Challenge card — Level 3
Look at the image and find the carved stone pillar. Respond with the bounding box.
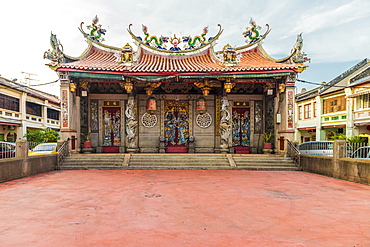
[219,96,231,153]
[125,96,138,153]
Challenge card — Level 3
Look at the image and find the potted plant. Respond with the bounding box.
[81,131,91,148]
[262,132,273,149]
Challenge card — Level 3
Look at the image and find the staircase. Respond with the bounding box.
[60,155,126,170]
[232,155,297,171]
[128,154,230,170]
[59,154,298,171]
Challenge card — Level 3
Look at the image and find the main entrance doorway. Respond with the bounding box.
[232,108,251,153]
[164,101,189,153]
[102,107,121,153]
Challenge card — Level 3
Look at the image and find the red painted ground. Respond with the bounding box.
[0,170,369,247]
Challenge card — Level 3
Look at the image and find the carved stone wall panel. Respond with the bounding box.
[254,100,263,134]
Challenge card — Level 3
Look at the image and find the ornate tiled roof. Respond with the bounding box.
[59,46,127,72]
[58,45,300,75]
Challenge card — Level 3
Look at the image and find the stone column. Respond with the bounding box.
[16,139,29,176]
[345,88,354,137]
[333,140,346,178]
[219,96,231,153]
[42,100,48,127]
[59,74,79,152]
[20,92,28,138]
[125,96,138,153]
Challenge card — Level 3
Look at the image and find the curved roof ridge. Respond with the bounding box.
[255,43,296,63]
[127,24,223,55]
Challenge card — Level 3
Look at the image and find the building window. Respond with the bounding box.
[356,93,370,109]
[323,96,346,114]
[26,102,42,117]
[47,108,60,120]
[298,106,303,120]
[313,102,317,117]
[0,93,20,112]
[304,104,311,119]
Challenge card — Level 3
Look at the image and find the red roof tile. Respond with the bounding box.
[59,46,127,72]
[58,45,300,74]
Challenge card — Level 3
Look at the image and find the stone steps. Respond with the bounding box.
[59,154,298,171]
[60,155,125,170]
[128,155,230,169]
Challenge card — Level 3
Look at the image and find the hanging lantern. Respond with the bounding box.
[224,82,235,93]
[124,82,133,93]
[202,87,210,96]
[196,97,207,114]
[145,87,154,96]
[146,96,157,114]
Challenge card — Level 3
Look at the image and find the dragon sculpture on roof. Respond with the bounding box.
[141,25,169,50]
[86,15,106,42]
[182,26,209,50]
[242,18,270,45]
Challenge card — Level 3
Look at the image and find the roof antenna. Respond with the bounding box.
[21,71,39,86]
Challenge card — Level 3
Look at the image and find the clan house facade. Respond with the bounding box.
[44,16,309,154]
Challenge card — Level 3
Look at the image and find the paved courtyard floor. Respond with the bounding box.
[0,170,369,247]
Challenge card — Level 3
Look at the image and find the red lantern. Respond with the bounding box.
[196,97,207,113]
[146,96,157,114]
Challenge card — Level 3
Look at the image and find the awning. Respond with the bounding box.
[354,122,370,127]
[0,118,21,126]
[0,122,20,126]
[322,125,346,129]
[297,127,316,131]
[346,90,370,98]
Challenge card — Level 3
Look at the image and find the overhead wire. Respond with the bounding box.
[296,78,370,89]
[0,79,59,90]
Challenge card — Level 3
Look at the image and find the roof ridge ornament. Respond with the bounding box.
[80,15,107,43]
[115,43,135,66]
[141,25,169,50]
[128,24,223,54]
[243,18,270,45]
[291,33,311,65]
[182,26,208,50]
[218,44,241,67]
[43,32,65,69]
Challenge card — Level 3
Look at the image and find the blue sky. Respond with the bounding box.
[1,0,369,96]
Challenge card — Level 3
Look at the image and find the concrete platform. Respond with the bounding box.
[0,170,369,246]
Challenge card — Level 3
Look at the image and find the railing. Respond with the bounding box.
[0,142,16,159]
[298,141,334,156]
[286,139,300,169]
[57,138,70,170]
[345,141,368,158]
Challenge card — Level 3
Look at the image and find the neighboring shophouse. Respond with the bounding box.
[0,76,60,142]
[295,58,370,143]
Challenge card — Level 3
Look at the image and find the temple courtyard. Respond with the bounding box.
[0,170,369,246]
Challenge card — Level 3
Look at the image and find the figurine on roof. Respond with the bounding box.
[291,33,311,64]
[182,26,208,50]
[242,18,270,45]
[142,25,169,50]
[86,15,106,42]
[43,32,65,65]
[169,34,182,51]
[220,44,241,66]
[117,43,134,66]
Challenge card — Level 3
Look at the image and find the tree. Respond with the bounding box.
[24,128,60,144]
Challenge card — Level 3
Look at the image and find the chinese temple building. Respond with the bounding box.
[44,16,309,154]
